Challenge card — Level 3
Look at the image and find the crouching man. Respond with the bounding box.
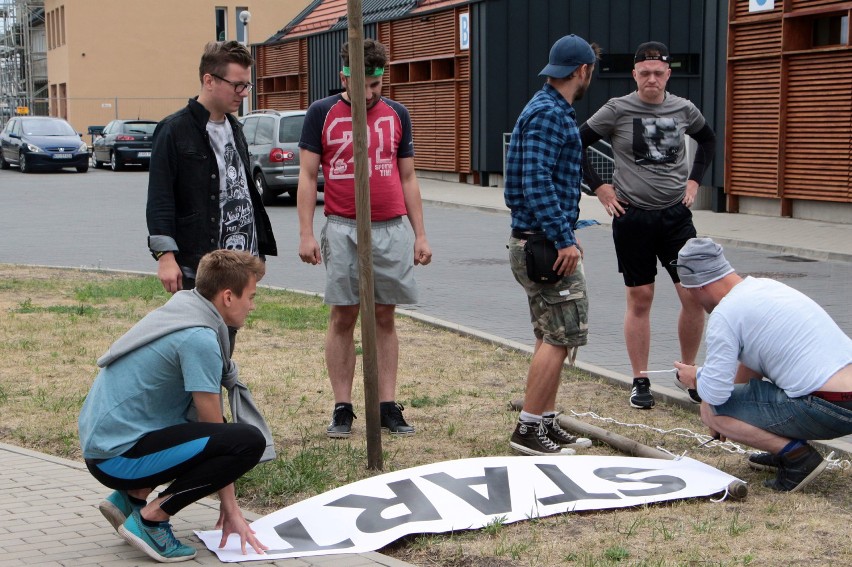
[672,238,852,492]
[79,250,270,562]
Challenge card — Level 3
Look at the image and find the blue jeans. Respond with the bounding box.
[711,379,852,440]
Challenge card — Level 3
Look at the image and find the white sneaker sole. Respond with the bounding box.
[118,524,197,563]
[510,441,576,456]
[98,500,126,532]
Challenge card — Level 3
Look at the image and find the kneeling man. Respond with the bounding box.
[672,238,852,492]
[79,250,270,562]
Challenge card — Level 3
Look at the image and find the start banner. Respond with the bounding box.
[197,455,741,562]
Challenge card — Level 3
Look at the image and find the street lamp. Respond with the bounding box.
[239,10,251,115]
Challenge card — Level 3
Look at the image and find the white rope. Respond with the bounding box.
[569,410,852,471]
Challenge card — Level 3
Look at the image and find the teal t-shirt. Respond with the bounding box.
[79,327,222,459]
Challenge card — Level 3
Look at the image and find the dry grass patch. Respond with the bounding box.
[0,265,850,566]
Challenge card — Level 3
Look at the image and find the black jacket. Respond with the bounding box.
[146,98,277,272]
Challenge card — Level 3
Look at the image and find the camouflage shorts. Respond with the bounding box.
[508,236,589,347]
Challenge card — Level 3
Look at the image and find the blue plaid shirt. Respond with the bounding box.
[504,83,583,249]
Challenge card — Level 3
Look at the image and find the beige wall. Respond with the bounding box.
[44,0,310,133]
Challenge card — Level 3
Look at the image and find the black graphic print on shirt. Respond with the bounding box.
[632,117,681,166]
[219,141,256,253]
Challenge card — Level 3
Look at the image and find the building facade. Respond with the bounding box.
[258,0,851,221]
[42,0,311,135]
[726,0,851,221]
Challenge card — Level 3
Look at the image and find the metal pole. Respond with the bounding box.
[346,0,382,471]
[239,10,251,116]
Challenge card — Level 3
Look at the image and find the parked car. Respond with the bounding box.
[0,116,89,173]
[91,119,157,171]
[238,109,324,205]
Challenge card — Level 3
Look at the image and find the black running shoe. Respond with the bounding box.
[380,402,415,435]
[510,421,575,456]
[748,451,781,471]
[764,444,828,493]
[672,375,702,404]
[630,377,655,409]
[326,403,356,438]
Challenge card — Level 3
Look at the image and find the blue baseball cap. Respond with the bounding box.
[539,34,595,79]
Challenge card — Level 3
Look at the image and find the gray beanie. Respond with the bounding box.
[675,238,735,288]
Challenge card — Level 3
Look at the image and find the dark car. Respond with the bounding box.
[0,116,89,173]
[91,119,157,171]
[239,109,324,204]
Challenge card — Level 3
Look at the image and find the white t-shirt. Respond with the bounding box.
[697,277,852,406]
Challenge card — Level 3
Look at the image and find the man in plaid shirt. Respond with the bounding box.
[504,34,598,456]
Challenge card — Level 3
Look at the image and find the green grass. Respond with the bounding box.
[249,300,329,330]
[13,298,98,316]
[74,276,169,303]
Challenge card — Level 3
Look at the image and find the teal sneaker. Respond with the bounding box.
[99,490,143,532]
[118,510,197,563]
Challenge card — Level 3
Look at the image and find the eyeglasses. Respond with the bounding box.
[210,73,253,94]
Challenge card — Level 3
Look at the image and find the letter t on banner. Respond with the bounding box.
[346,0,383,471]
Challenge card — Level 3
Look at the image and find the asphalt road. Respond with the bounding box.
[1,166,850,382]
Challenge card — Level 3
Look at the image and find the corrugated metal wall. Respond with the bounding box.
[308,26,378,102]
[470,0,712,181]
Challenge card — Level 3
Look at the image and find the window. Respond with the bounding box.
[236,7,248,43]
[255,118,274,144]
[279,116,304,143]
[215,7,227,41]
[241,117,258,144]
[812,15,849,46]
[598,53,701,76]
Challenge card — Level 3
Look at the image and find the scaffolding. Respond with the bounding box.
[0,0,46,127]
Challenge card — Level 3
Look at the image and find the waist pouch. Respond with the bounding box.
[524,233,560,284]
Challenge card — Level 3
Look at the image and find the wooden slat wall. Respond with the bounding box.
[726,0,852,208]
[782,52,852,200]
[790,0,849,9]
[256,39,308,110]
[378,7,470,173]
[727,60,781,197]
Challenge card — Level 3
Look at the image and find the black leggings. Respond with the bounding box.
[85,422,264,516]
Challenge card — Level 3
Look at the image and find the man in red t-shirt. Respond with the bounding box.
[297,39,432,439]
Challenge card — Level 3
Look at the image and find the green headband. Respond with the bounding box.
[342,66,385,77]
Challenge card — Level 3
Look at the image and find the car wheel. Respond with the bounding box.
[76,164,89,173]
[110,151,124,171]
[19,153,31,173]
[0,152,9,170]
[91,154,103,169]
[255,171,276,206]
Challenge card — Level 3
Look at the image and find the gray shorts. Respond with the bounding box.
[321,215,418,306]
[508,236,589,347]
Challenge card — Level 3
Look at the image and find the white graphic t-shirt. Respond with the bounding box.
[206,119,258,256]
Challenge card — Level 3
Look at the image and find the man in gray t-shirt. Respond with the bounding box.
[580,41,716,410]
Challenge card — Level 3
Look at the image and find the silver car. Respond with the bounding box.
[239,109,324,205]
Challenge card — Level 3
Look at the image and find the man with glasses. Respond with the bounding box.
[297,39,432,438]
[580,41,716,410]
[147,40,277,297]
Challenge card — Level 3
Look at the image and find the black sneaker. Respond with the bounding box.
[748,451,781,471]
[764,444,828,493]
[672,375,702,404]
[380,402,415,435]
[630,377,655,409]
[510,421,576,456]
[326,403,356,438]
[541,414,592,449]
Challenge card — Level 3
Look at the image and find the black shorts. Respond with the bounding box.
[611,202,696,287]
